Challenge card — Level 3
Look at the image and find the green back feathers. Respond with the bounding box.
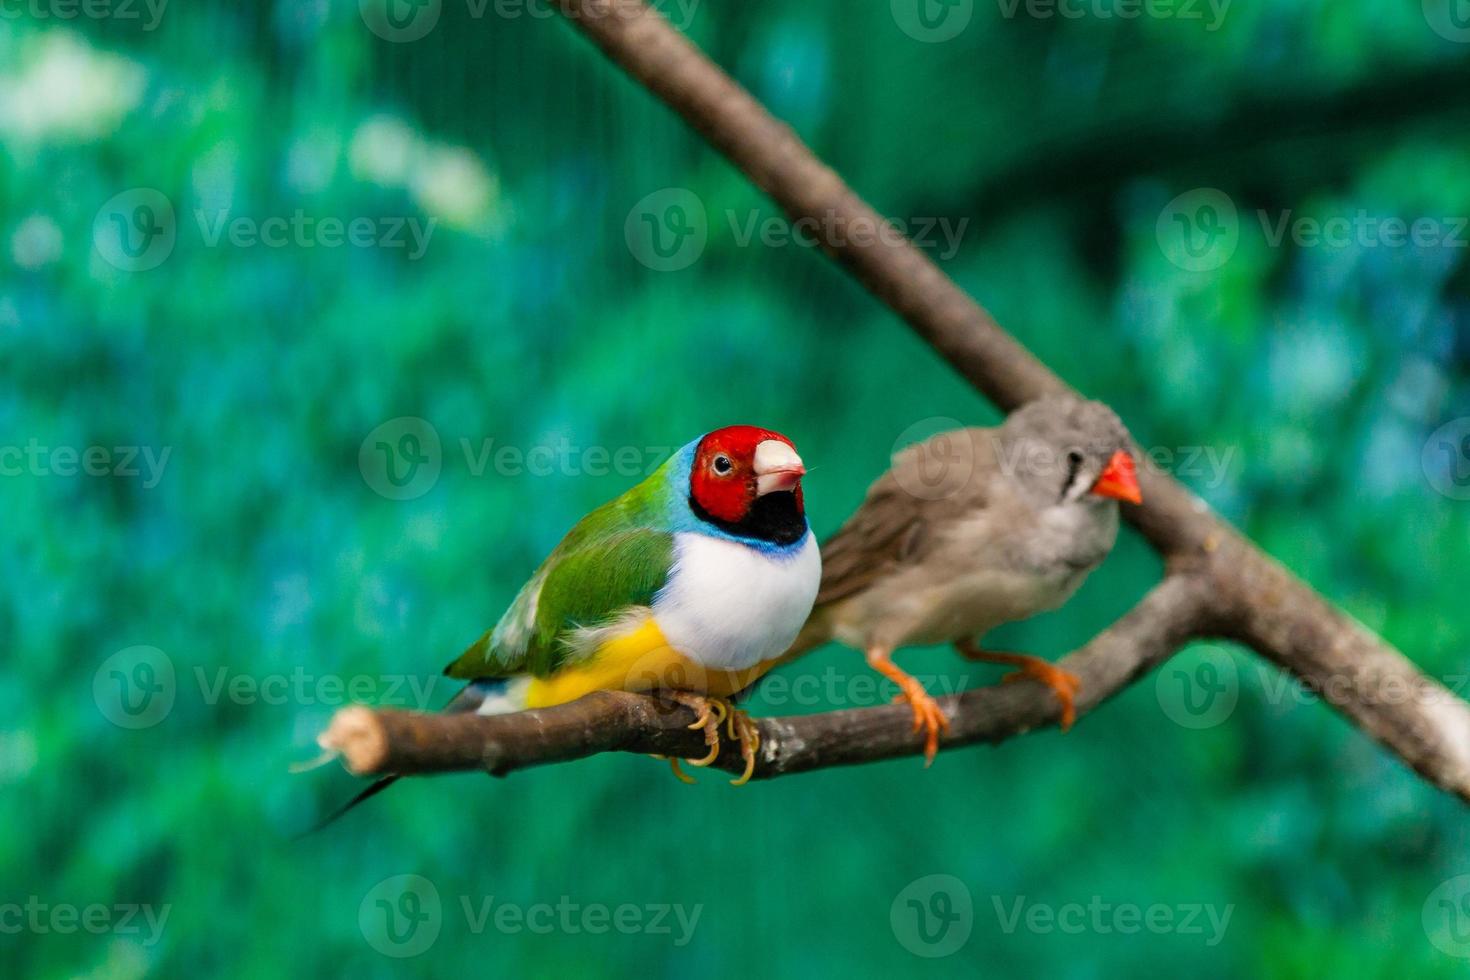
[444,456,681,680]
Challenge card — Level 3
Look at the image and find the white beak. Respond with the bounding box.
[753,439,805,496]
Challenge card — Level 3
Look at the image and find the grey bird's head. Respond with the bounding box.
[995,396,1142,510]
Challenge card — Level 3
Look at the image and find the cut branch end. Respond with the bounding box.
[318,704,388,775]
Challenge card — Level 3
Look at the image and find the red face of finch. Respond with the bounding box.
[689,426,806,524]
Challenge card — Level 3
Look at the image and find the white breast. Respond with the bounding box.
[653,531,822,671]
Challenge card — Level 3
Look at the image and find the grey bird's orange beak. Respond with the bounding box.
[1090,450,1142,505]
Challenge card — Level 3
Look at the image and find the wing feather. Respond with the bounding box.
[816,428,998,606]
[445,496,674,679]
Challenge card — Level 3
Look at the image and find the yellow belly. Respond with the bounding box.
[524,616,776,709]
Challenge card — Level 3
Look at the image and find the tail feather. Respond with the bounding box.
[301,678,524,836]
[297,776,400,838]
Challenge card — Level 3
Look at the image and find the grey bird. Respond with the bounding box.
[784,395,1143,763]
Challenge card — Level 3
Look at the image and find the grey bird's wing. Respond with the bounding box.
[816,427,1002,607]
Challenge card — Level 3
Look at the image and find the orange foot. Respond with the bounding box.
[956,641,1080,731]
[867,648,950,766]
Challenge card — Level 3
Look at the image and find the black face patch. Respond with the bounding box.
[690,490,807,547]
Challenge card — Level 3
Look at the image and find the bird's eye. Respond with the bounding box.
[713,455,733,474]
[1062,450,1084,495]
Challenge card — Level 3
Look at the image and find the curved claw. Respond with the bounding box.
[657,694,761,783]
[892,685,950,766]
[686,698,727,732]
[727,711,760,786]
[1000,662,1080,731]
[868,649,949,766]
[960,643,1081,732]
[667,757,696,784]
[913,694,950,767]
[666,693,737,775]
[686,736,721,768]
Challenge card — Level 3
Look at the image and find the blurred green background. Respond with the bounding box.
[6,0,1470,976]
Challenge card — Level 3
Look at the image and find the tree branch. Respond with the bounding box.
[320,576,1209,780]
[317,0,1470,803]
